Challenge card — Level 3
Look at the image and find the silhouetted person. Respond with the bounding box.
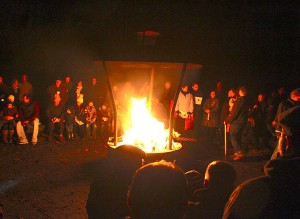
[127,160,188,219]
[191,161,237,219]
[86,145,146,219]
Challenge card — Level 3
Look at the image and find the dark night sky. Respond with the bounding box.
[0,1,299,93]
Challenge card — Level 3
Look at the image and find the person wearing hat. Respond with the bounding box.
[46,93,65,143]
[1,95,18,144]
[16,94,40,145]
[223,106,300,218]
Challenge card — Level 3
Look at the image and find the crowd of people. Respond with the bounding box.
[0,73,299,160]
[173,81,300,160]
[0,74,110,145]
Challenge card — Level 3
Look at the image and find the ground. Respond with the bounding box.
[0,135,271,219]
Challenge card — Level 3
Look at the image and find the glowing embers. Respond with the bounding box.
[109,97,181,153]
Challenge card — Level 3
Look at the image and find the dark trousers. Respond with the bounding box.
[48,121,64,136]
[2,121,15,131]
[175,116,185,134]
[230,123,245,154]
[74,123,85,138]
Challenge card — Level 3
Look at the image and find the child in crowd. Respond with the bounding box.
[65,106,75,141]
[85,100,97,139]
[1,95,18,144]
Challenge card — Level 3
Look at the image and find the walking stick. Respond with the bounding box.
[224,122,227,160]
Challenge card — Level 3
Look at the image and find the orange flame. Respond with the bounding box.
[120,98,180,153]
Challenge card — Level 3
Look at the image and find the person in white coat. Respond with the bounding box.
[175,84,194,134]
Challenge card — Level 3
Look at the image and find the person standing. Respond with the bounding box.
[273,88,300,134]
[16,94,40,145]
[19,73,33,102]
[191,82,204,136]
[85,77,105,109]
[175,84,194,134]
[160,81,173,121]
[225,86,250,160]
[270,88,300,159]
[62,76,74,106]
[202,90,219,147]
[8,79,20,106]
[47,78,68,105]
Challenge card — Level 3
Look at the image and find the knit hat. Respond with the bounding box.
[7,95,15,103]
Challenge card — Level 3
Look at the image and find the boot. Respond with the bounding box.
[8,130,14,144]
[2,130,8,144]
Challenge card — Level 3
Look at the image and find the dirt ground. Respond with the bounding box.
[0,135,271,219]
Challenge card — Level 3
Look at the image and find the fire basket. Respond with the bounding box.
[97,61,202,159]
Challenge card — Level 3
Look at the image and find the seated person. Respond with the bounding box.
[127,160,189,219]
[223,106,300,218]
[16,94,40,145]
[1,95,18,144]
[85,100,97,139]
[46,93,65,143]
